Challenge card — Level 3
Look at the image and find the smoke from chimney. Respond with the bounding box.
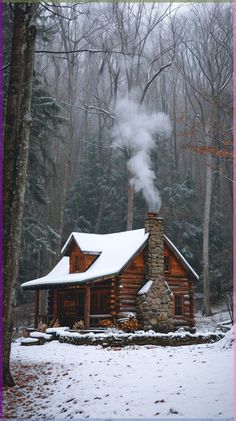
[111,96,171,212]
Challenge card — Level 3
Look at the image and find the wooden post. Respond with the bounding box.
[110,278,116,316]
[53,289,58,322]
[34,290,40,329]
[85,285,90,329]
[189,287,195,327]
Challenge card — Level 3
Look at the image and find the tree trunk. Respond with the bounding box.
[50,16,77,256]
[202,125,213,316]
[3,3,38,387]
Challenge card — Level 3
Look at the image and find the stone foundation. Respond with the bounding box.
[57,331,224,347]
[137,213,174,332]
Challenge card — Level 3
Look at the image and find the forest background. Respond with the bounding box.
[3,2,233,318]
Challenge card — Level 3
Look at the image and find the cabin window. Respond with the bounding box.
[62,293,76,309]
[74,255,79,272]
[91,291,109,314]
[164,255,170,272]
[174,295,183,316]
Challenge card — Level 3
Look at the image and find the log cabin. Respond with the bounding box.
[21,212,199,333]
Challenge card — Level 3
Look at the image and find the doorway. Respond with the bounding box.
[58,289,85,327]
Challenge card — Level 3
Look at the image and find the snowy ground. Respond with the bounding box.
[4,330,233,419]
[195,303,231,332]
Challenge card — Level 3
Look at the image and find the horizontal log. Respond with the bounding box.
[118,294,138,300]
[119,303,137,309]
[167,282,189,287]
[119,291,137,299]
[120,299,136,305]
[169,288,190,294]
[119,281,143,288]
[165,276,189,282]
[123,272,144,278]
[118,295,138,302]
[118,286,141,291]
[119,307,136,312]
[122,267,144,277]
[118,290,141,295]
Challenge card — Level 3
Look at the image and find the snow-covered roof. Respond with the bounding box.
[21,228,199,290]
[21,229,149,290]
[61,232,102,256]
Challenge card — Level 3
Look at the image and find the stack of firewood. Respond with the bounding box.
[119,317,140,332]
[99,319,114,328]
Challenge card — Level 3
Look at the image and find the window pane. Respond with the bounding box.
[74,255,79,271]
[91,291,109,314]
[175,295,183,316]
[164,255,170,271]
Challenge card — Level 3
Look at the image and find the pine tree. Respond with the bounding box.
[162,172,202,274]
[18,75,63,299]
[64,136,129,237]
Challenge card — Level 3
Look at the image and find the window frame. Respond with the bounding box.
[74,255,79,272]
[174,294,184,317]
[164,254,171,273]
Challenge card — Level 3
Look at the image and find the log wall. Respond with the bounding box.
[164,244,195,328]
[117,251,145,316]
[116,245,195,328]
[69,242,98,273]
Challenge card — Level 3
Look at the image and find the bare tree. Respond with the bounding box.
[79,3,178,229]
[3,3,38,386]
[175,4,232,315]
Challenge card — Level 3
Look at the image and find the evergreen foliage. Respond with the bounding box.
[64,137,129,238]
[18,76,63,302]
[162,172,202,273]
[209,174,232,298]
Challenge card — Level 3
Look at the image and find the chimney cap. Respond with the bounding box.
[146,211,164,221]
[147,211,158,219]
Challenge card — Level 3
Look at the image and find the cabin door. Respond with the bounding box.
[58,290,85,327]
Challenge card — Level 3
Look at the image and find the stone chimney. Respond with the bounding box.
[137,212,174,332]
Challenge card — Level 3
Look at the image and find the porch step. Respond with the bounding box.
[68,328,108,335]
[20,338,39,346]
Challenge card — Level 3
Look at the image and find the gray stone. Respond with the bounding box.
[137,215,174,332]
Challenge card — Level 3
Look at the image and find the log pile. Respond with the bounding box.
[118,317,141,332]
